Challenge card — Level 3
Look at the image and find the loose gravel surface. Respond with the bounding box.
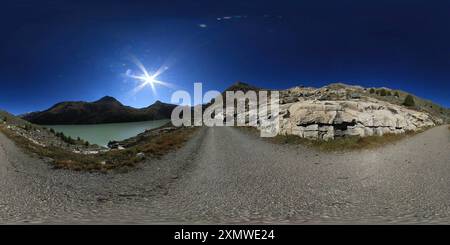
[0,125,449,224]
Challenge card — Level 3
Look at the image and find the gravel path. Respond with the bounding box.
[0,125,449,224]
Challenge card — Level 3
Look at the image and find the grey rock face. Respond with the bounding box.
[255,84,442,140]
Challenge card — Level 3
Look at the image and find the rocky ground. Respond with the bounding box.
[1,125,449,224]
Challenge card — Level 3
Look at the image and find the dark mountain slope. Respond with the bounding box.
[22,96,177,125]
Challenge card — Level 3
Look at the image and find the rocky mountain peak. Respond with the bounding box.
[95,96,122,105]
[224,81,261,93]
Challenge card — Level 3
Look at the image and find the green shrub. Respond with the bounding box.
[394,91,400,97]
[23,124,32,131]
[403,94,415,107]
[379,89,387,96]
[64,136,75,145]
[369,88,375,94]
[386,91,392,96]
[55,132,75,144]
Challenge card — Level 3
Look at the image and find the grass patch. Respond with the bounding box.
[238,126,425,152]
[100,127,197,169]
[0,125,197,172]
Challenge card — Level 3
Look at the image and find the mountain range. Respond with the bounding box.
[21,96,177,125]
[19,82,450,125]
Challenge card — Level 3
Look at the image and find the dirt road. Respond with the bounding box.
[1,126,449,224]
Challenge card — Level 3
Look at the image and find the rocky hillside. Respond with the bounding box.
[272,84,446,140]
[337,83,450,123]
[22,96,177,125]
[0,110,29,126]
[221,82,447,140]
[1,110,102,153]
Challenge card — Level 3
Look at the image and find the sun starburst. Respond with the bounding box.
[126,56,172,95]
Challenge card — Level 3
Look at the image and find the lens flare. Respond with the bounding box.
[126,56,172,95]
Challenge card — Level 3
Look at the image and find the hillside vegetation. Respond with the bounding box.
[364,85,450,123]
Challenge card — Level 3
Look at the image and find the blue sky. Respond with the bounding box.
[1,0,450,115]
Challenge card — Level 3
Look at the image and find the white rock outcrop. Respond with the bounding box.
[256,85,441,140]
[277,99,437,140]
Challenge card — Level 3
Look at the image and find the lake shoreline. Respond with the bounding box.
[45,119,171,147]
[0,116,197,171]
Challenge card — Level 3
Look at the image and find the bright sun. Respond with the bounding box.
[126,57,171,95]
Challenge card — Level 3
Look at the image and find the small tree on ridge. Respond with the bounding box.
[403,94,415,107]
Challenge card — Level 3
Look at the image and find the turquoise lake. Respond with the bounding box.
[46,119,170,146]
